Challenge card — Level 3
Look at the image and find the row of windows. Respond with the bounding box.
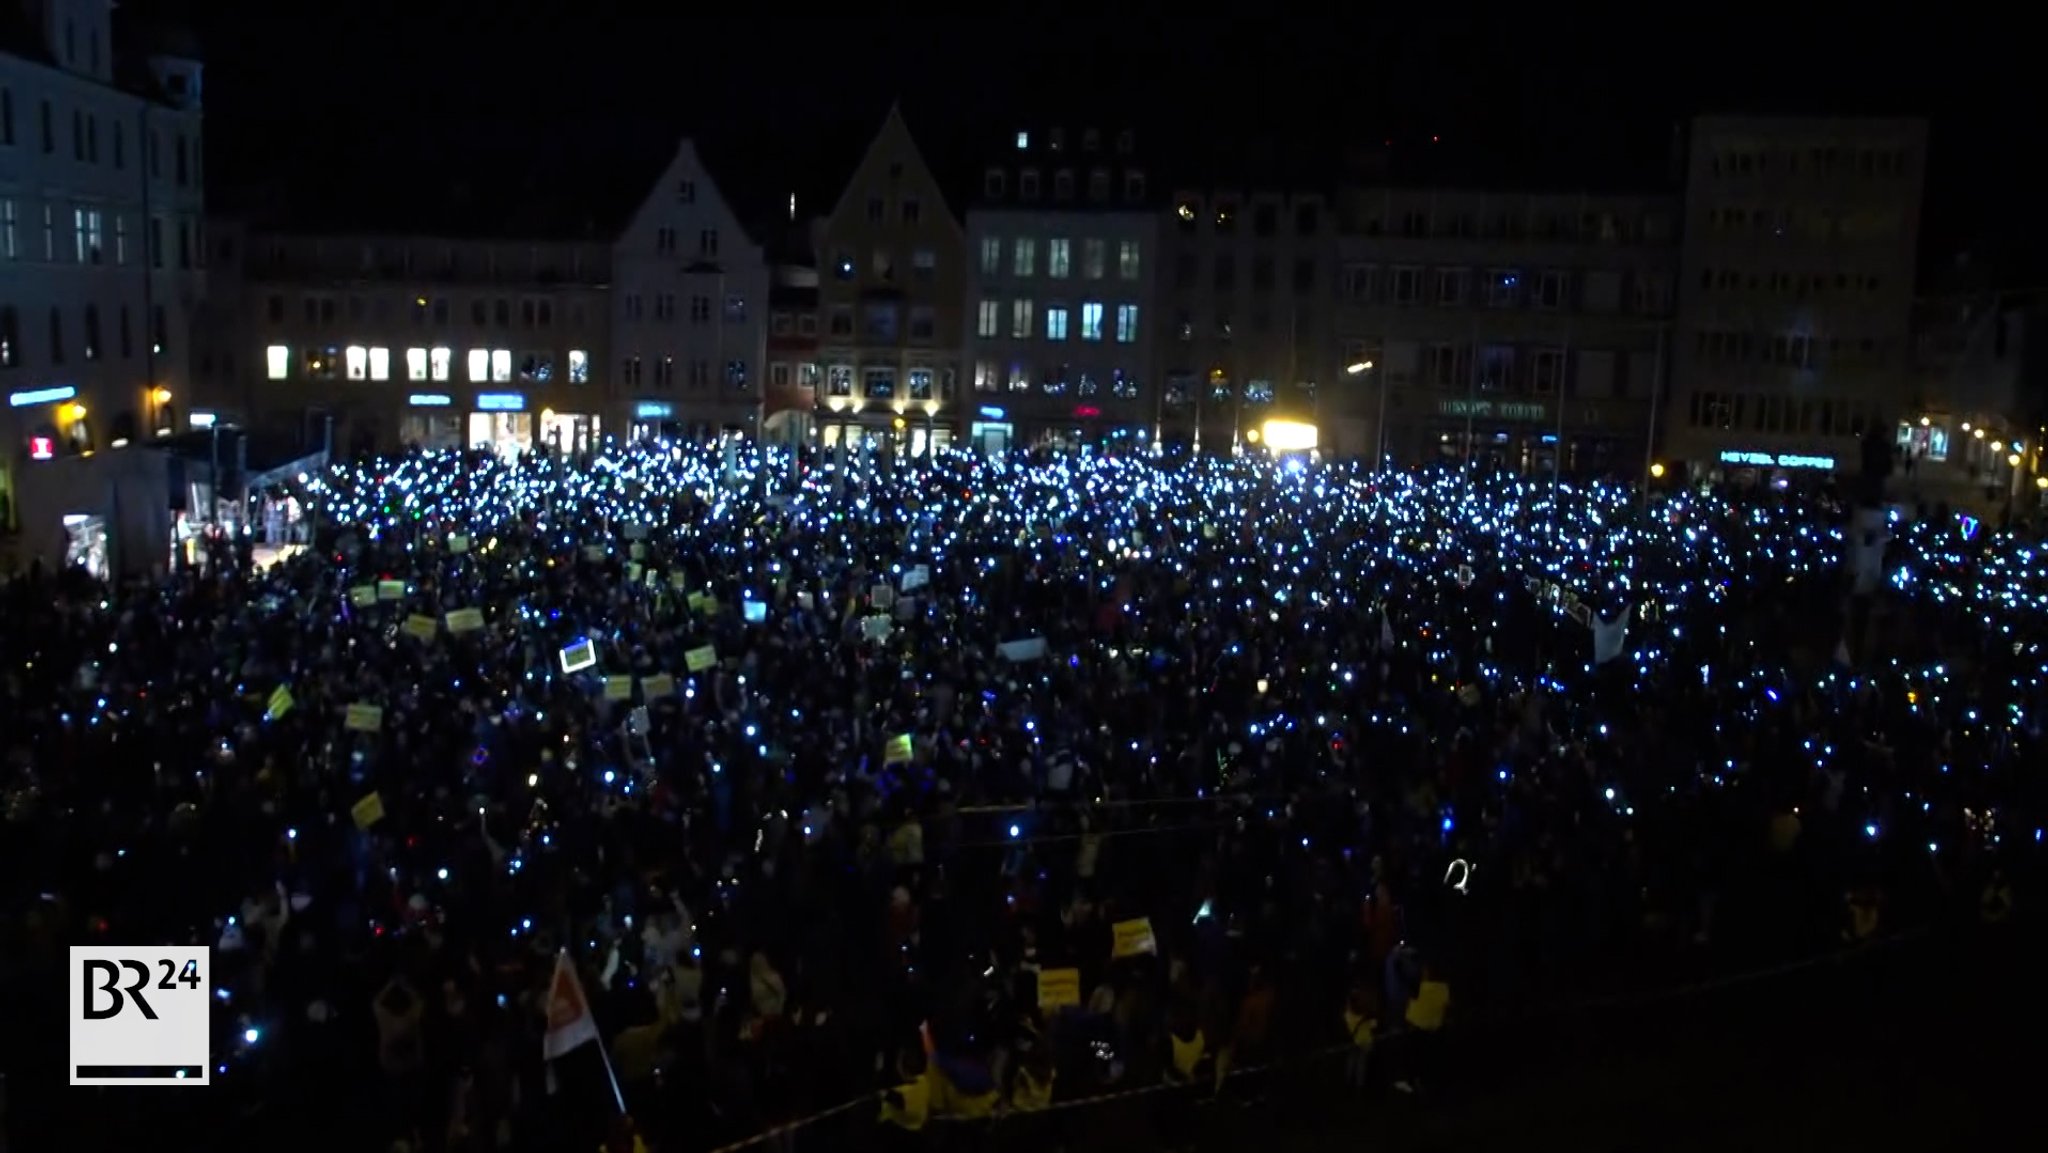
[972,300,1141,344]
[0,303,170,369]
[250,242,603,284]
[262,344,593,385]
[620,356,750,391]
[1159,374,1290,406]
[1686,390,1881,440]
[1171,251,1320,295]
[1167,308,1322,343]
[1174,199,1321,237]
[1698,205,1903,242]
[271,294,592,330]
[976,236,1141,281]
[984,167,1146,206]
[1349,205,1670,245]
[769,312,820,338]
[1696,267,1884,297]
[0,197,200,270]
[818,365,957,402]
[0,86,198,186]
[825,303,941,342]
[623,293,746,324]
[1691,329,1891,370]
[826,247,939,283]
[969,362,1143,399]
[652,226,720,258]
[1337,264,1676,316]
[1706,145,1911,181]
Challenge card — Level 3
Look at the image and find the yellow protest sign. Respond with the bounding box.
[1110,918,1157,959]
[583,544,607,562]
[266,685,294,720]
[669,571,691,590]
[448,534,470,553]
[350,791,386,830]
[344,703,384,733]
[883,732,914,765]
[685,645,717,673]
[403,614,438,642]
[1037,967,1081,1009]
[603,675,633,701]
[640,673,676,698]
[377,579,407,602]
[626,562,643,583]
[348,585,376,608]
[629,542,647,561]
[445,607,485,633]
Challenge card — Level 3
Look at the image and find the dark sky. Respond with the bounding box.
[126,4,2032,278]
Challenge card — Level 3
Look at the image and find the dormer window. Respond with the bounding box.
[1088,169,1110,201]
[1125,171,1148,203]
[1054,171,1075,201]
[1015,130,1030,150]
[985,169,1006,200]
[1020,169,1041,200]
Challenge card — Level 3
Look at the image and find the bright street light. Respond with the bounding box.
[1345,361,1374,375]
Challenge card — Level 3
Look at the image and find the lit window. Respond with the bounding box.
[1080,302,1104,341]
[344,345,368,380]
[1045,306,1069,341]
[490,349,512,383]
[1015,130,1029,150]
[405,347,428,381]
[467,349,489,383]
[568,349,589,384]
[430,347,452,382]
[265,345,288,380]
[369,347,390,381]
[1116,304,1140,344]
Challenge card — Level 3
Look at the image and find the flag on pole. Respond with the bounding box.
[544,950,599,1063]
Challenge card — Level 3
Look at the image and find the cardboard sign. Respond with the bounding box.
[448,534,470,553]
[686,591,710,614]
[1110,917,1157,959]
[344,703,384,733]
[377,579,407,602]
[602,676,633,702]
[626,562,643,583]
[901,564,931,593]
[870,583,896,609]
[1036,967,1081,1009]
[883,733,914,765]
[640,673,675,699]
[861,615,893,642]
[351,791,386,830]
[628,542,647,561]
[445,607,485,633]
[742,599,767,624]
[403,614,438,642]
[685,645,718,673]
[266,685,294,720]
[348,586,377,608]
[998,637,1048,662]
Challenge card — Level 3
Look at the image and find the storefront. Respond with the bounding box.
[1712,448,1836,489]
[399,394,464,450]
[630,401,678,443]
[538,409,600,454]
[469,393,533,458]
[820,414,952,457]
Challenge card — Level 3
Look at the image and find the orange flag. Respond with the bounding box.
[543,950,599,1061]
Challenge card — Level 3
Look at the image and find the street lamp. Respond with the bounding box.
[1346,359,1383,469]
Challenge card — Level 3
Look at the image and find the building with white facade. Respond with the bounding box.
[1332,188,1678,473]
[610,139,768,441]
[963,125,1158,452]
[1,0,206,523]
[1666,117,1928,480]
[202,228,612,456]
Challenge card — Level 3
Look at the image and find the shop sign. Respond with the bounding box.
[1719,450,1835,471]
[1438,398,1546,422]
[10,385,76,407]
[634,402,674,419]
[408,394,453,407]
[476,393,525,412]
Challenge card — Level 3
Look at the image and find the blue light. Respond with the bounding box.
[1865,823,1879,839]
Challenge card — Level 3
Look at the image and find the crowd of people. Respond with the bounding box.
[2,441,2041,1152]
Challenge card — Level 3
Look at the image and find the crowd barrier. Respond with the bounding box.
[698,926,1939,1153]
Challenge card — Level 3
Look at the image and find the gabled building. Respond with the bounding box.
[812,104,966,456]
[961,125,1158,453]
[1,0,207,525]
[610,139,770,440]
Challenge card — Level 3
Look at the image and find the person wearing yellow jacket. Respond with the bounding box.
[1341,986,1379,1089]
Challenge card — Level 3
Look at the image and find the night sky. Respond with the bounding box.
[125,4,2030,278]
